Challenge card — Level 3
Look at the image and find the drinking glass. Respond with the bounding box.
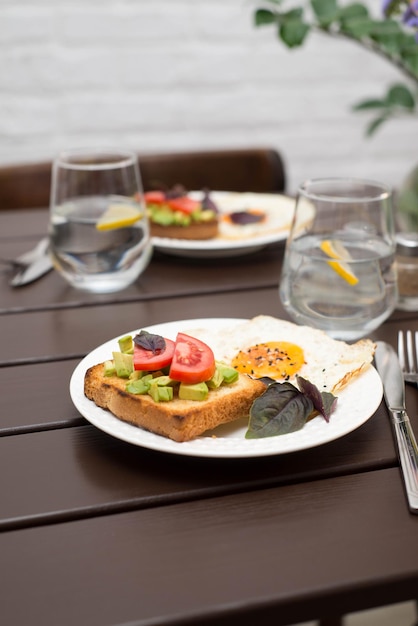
[279,178,398,340]
[49,148,152,293]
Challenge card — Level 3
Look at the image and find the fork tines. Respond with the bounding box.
[398,330,418,383]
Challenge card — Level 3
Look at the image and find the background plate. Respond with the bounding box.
[151,192,308,258]
[70,318,383,459]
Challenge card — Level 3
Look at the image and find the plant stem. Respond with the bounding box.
[315,24,418,85]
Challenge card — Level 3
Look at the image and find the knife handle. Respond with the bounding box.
[391,410,418,513]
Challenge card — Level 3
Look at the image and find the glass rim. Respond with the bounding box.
[54,147,138,171]
[298,177,392,203]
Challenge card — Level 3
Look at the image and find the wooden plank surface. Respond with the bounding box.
[0,205,286,313]
[0,403,397,529]
[0,288,287,363]
[0,359,84,434]
[0,207,49,239]
[0,242,285,314]
[1,468,417,626]
[0,289,413,365]
[2,204,418,626]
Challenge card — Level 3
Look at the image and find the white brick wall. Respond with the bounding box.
[0,0,416,193]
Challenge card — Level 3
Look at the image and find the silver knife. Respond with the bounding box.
[9,237,53,287]
[375,341,418,513]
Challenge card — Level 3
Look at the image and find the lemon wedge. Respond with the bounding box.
[96,204,142,231]
[320,238,359,286]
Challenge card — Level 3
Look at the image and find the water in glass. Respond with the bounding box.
[280,178,398,341]
[49,149,152,293]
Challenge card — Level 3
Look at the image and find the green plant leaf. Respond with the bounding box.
[280,9,310,47]
[340,16,376,39]
[369,18,404,55]
[311,0,339,28]
[338,2,369,21]
[365,115,390,136]
[387,83,416,109]
[383,0,405,20]
[401,47,418,77]
[254,8,277,27]
[352,98,388,111]
[338,3,371,39]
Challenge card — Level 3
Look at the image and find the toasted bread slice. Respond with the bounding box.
[84,364,266,442]
[150,219,218,240]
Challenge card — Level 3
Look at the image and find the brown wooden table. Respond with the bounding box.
[1,208,418,626]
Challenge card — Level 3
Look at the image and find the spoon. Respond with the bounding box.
[5,238,53,287]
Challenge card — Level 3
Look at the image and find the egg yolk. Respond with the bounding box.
[231,341,305,380]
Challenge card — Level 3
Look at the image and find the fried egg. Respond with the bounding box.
[187,316,375,393]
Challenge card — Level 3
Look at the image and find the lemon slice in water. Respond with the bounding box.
[320,239,359,286]
[96,204,142,231]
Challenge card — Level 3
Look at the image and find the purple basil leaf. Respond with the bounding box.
[134,330,166,354]
[246,382,313,439]
[201,189,219,213]
[296,375,337,423]
[229,210,265,225]
[257,376,277,386]
[165,184,188,199]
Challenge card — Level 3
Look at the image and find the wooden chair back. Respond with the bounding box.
[0,147,286,210]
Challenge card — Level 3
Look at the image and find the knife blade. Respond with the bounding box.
[9,237,53,287]
[375,341,418,513]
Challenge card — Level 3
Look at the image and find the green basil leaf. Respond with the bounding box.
[246,382,313,439]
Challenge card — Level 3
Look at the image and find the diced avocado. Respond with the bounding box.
[200,210,216,222]
[118,335,133,354]
[191,209,216,222]
[151,375,175,387]
[129,370,144,381]
[103,360,116,377]
[148,382,174,402]
[150,207,176,226]
[206,367,224,389]
[158,386,174,401]
[126,378,151,395]
[149,207,191,227]
[172,211,191,226]
[178,381,209,401]
[112,351,133,378]
[216,362,239,384]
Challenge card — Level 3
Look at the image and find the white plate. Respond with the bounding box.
[151,192,309,258]
[70,318,383,459]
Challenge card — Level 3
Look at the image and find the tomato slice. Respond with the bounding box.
[167,196,200,215]
[134,337,175,371]
[169,333,216,384]
[144,191,166,205]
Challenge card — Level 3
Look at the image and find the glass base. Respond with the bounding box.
[55,244,153,294]
[396,295,418,312]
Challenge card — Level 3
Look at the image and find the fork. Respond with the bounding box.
[0,257,26,271]
[398,330,418,385]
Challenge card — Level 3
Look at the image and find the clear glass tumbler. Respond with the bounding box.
[279,178,398,341]
[49,148,152,293]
